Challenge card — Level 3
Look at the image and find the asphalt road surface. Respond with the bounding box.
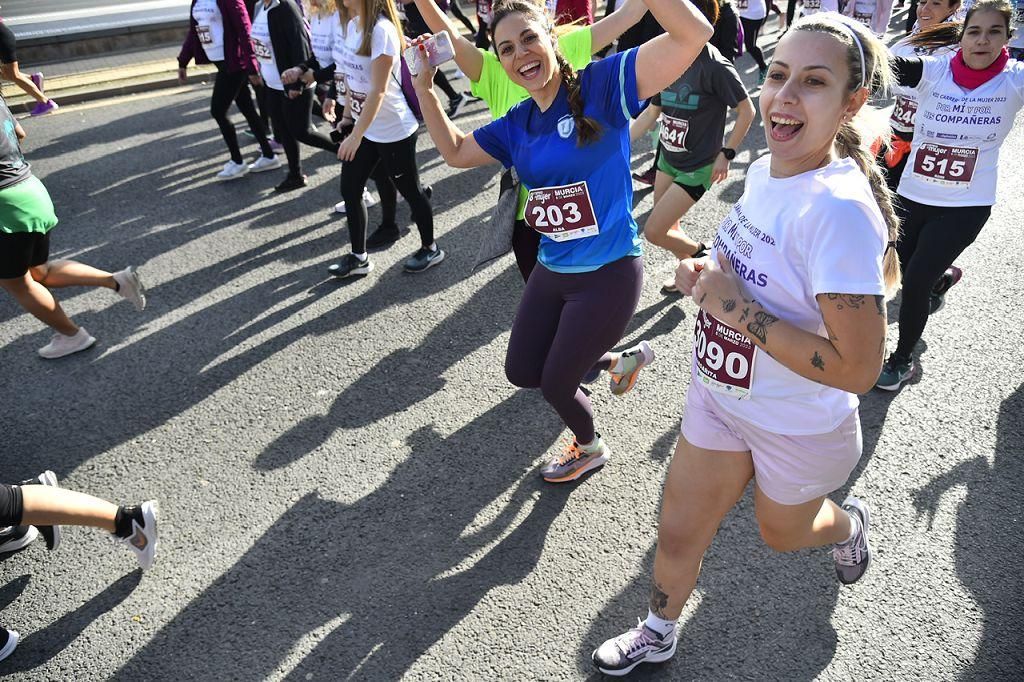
[1,70,1022,680]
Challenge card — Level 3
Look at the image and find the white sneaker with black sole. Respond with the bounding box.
[328,253,374,278]
[216,160,249,181]
[38,328,96,359]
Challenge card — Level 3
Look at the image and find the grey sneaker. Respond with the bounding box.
[592,620,677,676]
[38,328,96,359]
[404,246,445,273]
[833,496,871,585]
[113,266,147,311]
[609,340,655,396]
[540,436,610,483]
[0,525,39,555]
[0,628,19,663]
[118,501,159,570]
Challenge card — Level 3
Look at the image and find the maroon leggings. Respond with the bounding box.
[505,255,643,444]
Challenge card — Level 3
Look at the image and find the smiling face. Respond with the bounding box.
[492,13,558,95]
[759,31,867,177]
[960,9,1010,69]
[916,0,959,29]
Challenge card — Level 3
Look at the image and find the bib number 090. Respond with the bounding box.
[531,202,582,228]
[695,325,749,379]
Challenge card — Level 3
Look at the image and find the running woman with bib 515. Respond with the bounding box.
[876,0,1024,390]
[411,0,714,482]
[593,15,899,675]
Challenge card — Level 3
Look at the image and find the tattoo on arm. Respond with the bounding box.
[811,351,825,371]
[874,295,885,317]
[649,579,670,618]
[698,293,707,306]
[825,294,866,310]
[720,298,737,313]
[746,310,779,344]
[739,306,750,323]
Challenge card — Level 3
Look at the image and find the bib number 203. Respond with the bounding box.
[524,181,599,242]
[531,202,582,228]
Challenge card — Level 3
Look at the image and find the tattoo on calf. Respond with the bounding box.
[746,310,779,344]
[825,293,866,310]
[721,298,737,313]
[874,295,885,317]
[649,579,670,618]
[811,351,825,371]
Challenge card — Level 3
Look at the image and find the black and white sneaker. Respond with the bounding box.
[833,496,871,585]
[117,501,159,570]
[366,223,401,249]
[328,254,374,278]
[592,620,677,676]
[0,628,19,663]
[404,246,445,273]
[0,526,38,555]
[18,470,62,551]
[447,94,469,118]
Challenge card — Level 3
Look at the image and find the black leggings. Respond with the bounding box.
[264,87,338,176]
[449,0,477,33]
[211,62,273,163]
[740,17,767,70]
[0,484,24,526]
[894,195,991,359]
[505,256,643,444]
[341,133,433,252]
[475,23,490,50]
[785,0,798,26]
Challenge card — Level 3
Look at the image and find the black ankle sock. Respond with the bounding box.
[113,505,137,538]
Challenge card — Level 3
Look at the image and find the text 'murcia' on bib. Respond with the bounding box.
[659,114,690,153]
[524,181,600,242]
[694,309,757,399]
[911,142,978,187]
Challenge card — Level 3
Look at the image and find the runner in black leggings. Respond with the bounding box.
[179,0,279,181]
[251,0,339,192]
[737,0,769,81]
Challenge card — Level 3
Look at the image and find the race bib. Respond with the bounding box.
[889,95,918,131]
[735,0,748,9]
[854,11,872,25]
[659,114,690,153]
[333,71,347,95]
[803,0,820,9]
[252,38,272,61]
[198,25,213,44]
[524,181,599,242]
[349,90,367,116]
[912,143,978,187]
[694,309,757,399]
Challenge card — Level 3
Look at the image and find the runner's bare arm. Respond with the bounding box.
[412,0,486,80]
[630,103,660,142]
[635,0,713,100]
[590,0,647,54]
[694,255,886,394]
[725,98,755,154]
[337,56,391,161]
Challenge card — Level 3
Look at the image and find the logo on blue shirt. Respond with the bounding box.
[557,114,575,139]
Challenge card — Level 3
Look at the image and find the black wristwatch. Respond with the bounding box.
[720,147,736,160]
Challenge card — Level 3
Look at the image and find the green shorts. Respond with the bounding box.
[657,156,714,202]
[0,175,58,235]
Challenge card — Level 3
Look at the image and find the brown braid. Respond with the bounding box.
[554,51,602,146]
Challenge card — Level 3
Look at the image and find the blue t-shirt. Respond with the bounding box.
[473,49,645,273]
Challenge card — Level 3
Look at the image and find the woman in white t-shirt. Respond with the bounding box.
[324,0,443,278]
[735,0,769,81]
[593,15,898,676]
[876,0,1023,390]
[841,0,897,36]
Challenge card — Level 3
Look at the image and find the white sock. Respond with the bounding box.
[840,511,860,545]
[644,610,677,639]
[578,435,602,453]
[353,252,368,261]
[426,242,437,252]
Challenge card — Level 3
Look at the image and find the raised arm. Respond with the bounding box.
[635,0,714,100]
[590,0,647,54]
[411,0,486,80]
[411,41,499,168]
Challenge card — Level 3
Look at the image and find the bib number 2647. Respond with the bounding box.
[525,181,599,242]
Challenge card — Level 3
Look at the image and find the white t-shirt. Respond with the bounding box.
[888,39,955,135]
[310,12,340,71]
[852,0,875,26]
[898,56,1024,207]
[694,156,886,435]
[192,0,226,62]
[734,0,767,21]
[799,0,839,18]
[342,16,417,143]
[251,0,285,91]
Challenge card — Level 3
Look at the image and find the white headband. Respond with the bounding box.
[837,19,867,89]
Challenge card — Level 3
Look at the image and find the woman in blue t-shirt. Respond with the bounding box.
[410,0,714,483]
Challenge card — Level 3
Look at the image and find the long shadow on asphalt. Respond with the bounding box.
[2,571,142,674]
[115,391,576,679]
[577,387,901,679]
[911,383,1024,680]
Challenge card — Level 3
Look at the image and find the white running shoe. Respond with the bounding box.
[334,188,377,215]
[0,628,19,663]
[112,266,147,311]
[249,155,281,173]
[38,328,96,359]
[118,500,159,570]
[216,160,249,181]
